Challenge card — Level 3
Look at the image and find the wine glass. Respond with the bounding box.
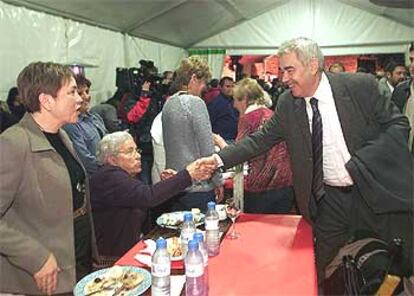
[225,198,241,239]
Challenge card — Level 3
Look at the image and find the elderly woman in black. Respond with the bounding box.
[90,131,213,266]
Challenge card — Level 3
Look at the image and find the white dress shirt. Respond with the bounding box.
[150,112,165,184]
[305,73,354,186]
[386,80,395,94]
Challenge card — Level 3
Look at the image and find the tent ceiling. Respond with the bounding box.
[3,0,289,48]
[3,0,413,49]
[341,0,414,28]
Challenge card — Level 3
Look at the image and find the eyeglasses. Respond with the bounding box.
[117,147,141,156]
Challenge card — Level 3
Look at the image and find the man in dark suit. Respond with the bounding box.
[203,37,413,285]
[392,42,414,154]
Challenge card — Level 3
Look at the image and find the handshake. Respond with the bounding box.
[160,156,219,182]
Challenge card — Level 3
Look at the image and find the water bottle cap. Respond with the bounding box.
[188,239,199,250]
[156,237,167,248]
[207,201,216,209]
[183,212,193,221]
[193,232,204,242]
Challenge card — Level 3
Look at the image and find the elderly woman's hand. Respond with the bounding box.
[34,253,61,295]
[186,157,217,181]
[160,169,177,180]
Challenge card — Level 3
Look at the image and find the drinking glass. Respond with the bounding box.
[225,198,241,239]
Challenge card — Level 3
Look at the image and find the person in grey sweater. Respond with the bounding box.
[162,56,222,212]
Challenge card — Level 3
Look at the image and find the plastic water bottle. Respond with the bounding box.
[185,240,205,296]
[151,238,171,296]
[205,201,220,257]
[194,232,209,296]
[181,213,196,257]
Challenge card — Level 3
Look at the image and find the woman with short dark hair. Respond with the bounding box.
[0,62,98,295]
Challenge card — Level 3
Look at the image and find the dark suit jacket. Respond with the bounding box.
[346,123,413,214]
[391,79,412,113]
[219,72,410,221]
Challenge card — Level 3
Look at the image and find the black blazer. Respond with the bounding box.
[219,72,410,221]
[391,79,411,113]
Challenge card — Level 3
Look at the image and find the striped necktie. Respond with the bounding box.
[310,97,325,201]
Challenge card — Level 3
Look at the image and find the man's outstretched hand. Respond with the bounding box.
[186,156,218,181]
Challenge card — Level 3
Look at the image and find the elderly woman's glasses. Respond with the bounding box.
[117,147,141,156]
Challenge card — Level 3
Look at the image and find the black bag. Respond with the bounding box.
[323,235,408,295]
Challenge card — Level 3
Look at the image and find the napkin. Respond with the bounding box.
[134,253,152,267]
[171,275,186,296]
[139,239,156,255]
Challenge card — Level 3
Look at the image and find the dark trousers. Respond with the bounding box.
[313,186,353,283]
[313,185,413,285]
[244,186,295,214]
[138,153,153,185]
[74,215,92,281]
[169,190,216,213]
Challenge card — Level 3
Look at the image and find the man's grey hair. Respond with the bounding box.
[97,131,133,164]
[277,37,325,71]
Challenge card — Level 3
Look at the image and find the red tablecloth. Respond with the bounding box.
[208,214,317,296]
[116,214,317,295]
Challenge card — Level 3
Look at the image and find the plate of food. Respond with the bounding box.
[74,265,151,296]
[156,208,205,229]
[166,237,183,261]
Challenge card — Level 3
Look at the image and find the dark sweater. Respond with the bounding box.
[207,93,239,141]
[90,165,191,257]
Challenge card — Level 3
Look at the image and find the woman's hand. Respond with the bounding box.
[160,169,177,180]
[34,253,61,295]
[213,133,228,149]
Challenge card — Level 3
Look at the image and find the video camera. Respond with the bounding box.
[115,60,163,97]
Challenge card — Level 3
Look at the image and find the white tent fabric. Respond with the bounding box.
[0,1,186,104]
[66,20,125,104]
[194,0,413,56]
[1,0,413,102]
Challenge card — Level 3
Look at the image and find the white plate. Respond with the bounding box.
[74,266,151,296]
[156,211,205,229]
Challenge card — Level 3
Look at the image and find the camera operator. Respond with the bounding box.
[127,67,165,185]
[160,70,173,97]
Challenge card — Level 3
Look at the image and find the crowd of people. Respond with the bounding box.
[1,37,413,295]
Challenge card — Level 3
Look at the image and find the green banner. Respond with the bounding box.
[188,49,226,56]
